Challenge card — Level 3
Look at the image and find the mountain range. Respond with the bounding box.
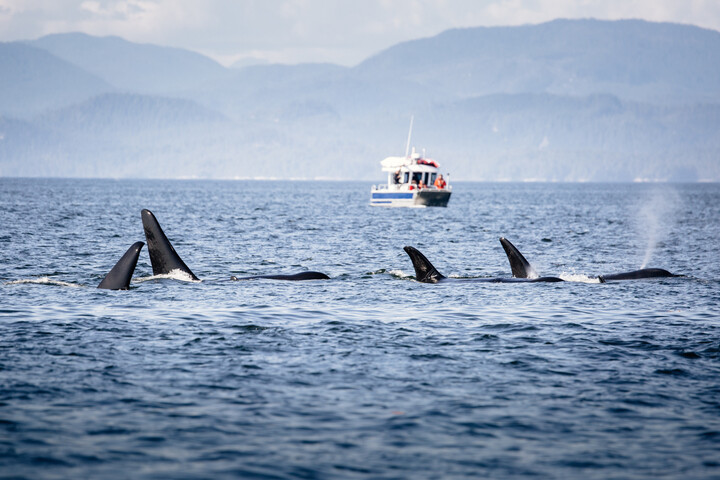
[1,19,719,181]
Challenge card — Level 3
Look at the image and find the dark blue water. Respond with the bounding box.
[1,179,719,479]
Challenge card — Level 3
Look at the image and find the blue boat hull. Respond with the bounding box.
[370,190,451,207]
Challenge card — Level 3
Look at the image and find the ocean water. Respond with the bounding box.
[1,178,719,480]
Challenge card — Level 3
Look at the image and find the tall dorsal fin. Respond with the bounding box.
[141,209,199,280]
[98,241,144,290]
[403,246,446,283]
[499,237,538,279]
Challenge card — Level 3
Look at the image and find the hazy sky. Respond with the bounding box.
[2,0,720,66]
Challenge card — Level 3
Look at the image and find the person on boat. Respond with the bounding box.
[418,179,426,189]
[409,178,418,190]
[434,174,446,189]
[393,170,401,184]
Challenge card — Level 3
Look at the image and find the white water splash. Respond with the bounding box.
[526,266,539,280]
[134,269,202,284]
[389,269,414,279]
[637,188,680,269]
[558,273,601,284]
[5,277,84,288]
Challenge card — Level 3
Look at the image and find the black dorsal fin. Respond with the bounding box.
[499,237,538,279]
[403,246,446,283]
[98,241,144,290]
[141,209,199,280]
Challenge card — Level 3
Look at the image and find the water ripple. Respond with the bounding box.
[1,180,719,479]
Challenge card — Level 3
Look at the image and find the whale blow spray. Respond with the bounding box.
[637,187,680,269]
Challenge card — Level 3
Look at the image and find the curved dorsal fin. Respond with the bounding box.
[141,209,199,280]
[499,237,538,279]
[98,241,144,290]
[403,246,445,283]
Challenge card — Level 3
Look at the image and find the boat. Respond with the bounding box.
[370,119,452,207]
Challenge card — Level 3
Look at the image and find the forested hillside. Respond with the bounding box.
[1,19,719,181]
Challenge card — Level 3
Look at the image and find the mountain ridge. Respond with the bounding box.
[1,19,719,181]
[356,18,720,104]
[27,32,228,94]
[0,42,114,118]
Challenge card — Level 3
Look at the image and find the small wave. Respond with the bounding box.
[389,269,414,279]
[134,269,202,284]
[558,272,601,283]
[4,277,84,288]
[365,268,387,275]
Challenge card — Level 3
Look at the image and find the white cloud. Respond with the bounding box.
[1,0,720,65]
[79,0,154,18]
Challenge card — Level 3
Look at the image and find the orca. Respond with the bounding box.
[500,237,679,282]
[230,272,330,281]
[499,237,538,278]
[403,246,445,283]
[403,246,564,283]
[98,241,144,290]
[142,209,329,282]
[499,237,567,281]
[598,269,679,282]
[141,209,200,281]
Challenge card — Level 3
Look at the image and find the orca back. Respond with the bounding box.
[231,271,330,281]
[529,276,564,283]
[599,268,677,282]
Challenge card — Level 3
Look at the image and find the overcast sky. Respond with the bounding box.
[2,0,720,66]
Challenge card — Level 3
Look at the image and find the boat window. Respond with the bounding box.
[412,173,422,184]
[430,173,437,185]
[403,172,410,183]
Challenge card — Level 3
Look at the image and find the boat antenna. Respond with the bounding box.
[404,115,414,157]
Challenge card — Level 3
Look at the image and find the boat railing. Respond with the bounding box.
[417,185,452,192]
[372,183,452,192]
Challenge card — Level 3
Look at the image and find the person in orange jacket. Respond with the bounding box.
[434,174,446,189]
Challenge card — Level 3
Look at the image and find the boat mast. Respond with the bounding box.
[404,115,414,158]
